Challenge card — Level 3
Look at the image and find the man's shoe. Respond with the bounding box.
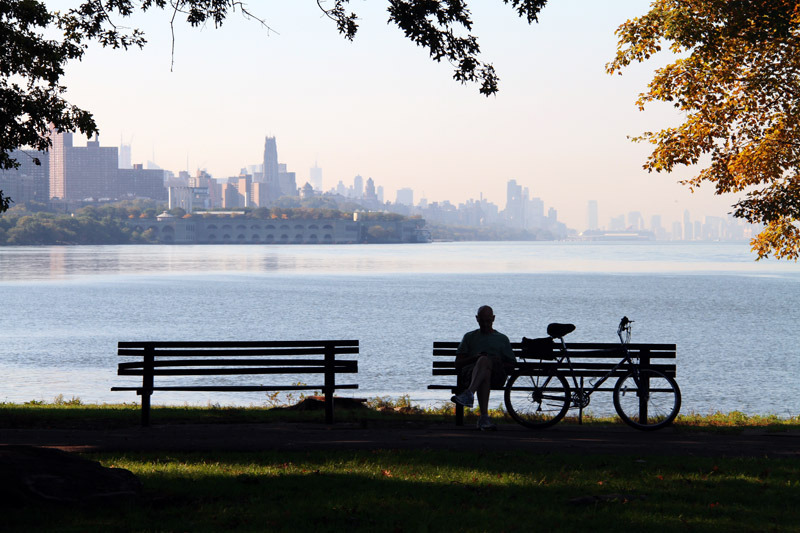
[477,418,498,431]
[451,390,474,408]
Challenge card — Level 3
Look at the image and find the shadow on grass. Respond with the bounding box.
[5,450,800,532]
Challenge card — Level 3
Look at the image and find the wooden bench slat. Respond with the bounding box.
[118,347,360,357]
[111,384,360,392]
[118,340,358,348]
[118,359,357,370]
[119,366,358,377]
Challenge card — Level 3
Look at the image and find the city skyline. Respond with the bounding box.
[47,129,738,235]
[51,0,742,231]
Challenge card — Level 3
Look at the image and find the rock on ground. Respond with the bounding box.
[0,445,141,504]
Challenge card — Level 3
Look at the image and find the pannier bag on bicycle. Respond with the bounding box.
[521,337,556,360]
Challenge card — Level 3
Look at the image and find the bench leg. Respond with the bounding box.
[139,390,152,427]
[325,388,333,424]
[455,404,464,426]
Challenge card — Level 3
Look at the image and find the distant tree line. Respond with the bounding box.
[427,223,555,242]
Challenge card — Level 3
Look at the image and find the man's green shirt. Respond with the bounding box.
[457,329,515,364]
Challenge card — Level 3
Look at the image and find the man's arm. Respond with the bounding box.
[455,351,480,368]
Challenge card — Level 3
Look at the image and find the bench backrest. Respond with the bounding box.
[117,340,359,378]
[432,341,676,380]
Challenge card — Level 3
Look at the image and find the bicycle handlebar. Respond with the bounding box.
[617,316,633,344]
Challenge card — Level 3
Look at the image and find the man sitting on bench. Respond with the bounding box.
[451,305,516,431]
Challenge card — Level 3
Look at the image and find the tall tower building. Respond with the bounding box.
[119,139,132,169]
[261,136,281,203]
[587,200,598,230]
[684,210,693,241]
[364,177,377,202]
[49,129,72,200]
[506,179,525,228]
[309,162,322,191]
[353,175,364,199]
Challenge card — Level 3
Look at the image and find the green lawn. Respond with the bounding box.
[5,450,800,532]
[2,399,799,432]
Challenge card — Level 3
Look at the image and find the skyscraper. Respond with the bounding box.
[505,179,525,228]
[119,139,132,169]
[309,162,322,191]
[262,136,280,202]
[684,210,693,241]
[353,175,364,199]
[587,200,598,230]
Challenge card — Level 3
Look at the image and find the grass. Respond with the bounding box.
[3,398,800,531]
[2,396,799,432]
[5,450,800,532]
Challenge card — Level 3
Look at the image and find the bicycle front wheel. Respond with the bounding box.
[613,368,681,430]
[504,372,570,429]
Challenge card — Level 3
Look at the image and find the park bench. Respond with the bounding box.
[111,340,359,426]
[429,340,677,426]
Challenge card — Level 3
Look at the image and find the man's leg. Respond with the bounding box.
[468,356,492,415]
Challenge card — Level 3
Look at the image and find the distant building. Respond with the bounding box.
[396,187,414,207]
[122,215,424,244]
[49,130,118,201]
[309,162,322,191]
[0,149,49,205]
[119,141,132,169]
[353,175,363,199]
[118,164,166,201]
[587,200,598,231]
[684,210,693,241]
[277,163,297,197]
[364,178,377,203]
[261,136,281,203]
[505,179,525,228]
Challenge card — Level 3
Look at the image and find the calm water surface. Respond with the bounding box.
[1,242,798,416]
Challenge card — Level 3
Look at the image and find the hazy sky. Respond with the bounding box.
[57,0,739,230]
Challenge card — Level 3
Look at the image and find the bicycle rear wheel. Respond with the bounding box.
[504,372,570,429]
[613,368,680,430]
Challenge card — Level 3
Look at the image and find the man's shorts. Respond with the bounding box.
[459,355,508,389]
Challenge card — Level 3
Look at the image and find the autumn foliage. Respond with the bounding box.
[608,0,800,259]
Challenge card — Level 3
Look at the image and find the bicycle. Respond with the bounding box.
[503,317,681,431]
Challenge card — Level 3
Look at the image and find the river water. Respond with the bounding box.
[1,242,798,416]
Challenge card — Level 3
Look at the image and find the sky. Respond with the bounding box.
[56,0,741,230]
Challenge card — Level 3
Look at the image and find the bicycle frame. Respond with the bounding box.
[528,318,639,411]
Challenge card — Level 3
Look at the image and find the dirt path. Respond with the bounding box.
[2,422,799,457]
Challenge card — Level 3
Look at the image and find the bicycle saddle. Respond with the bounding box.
[547,323,576,338]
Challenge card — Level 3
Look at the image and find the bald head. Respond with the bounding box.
[476,305,495,333]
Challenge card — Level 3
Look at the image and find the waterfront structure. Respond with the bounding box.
[123,214,426,244]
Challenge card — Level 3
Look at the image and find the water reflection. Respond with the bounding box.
[1,242,798,282]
